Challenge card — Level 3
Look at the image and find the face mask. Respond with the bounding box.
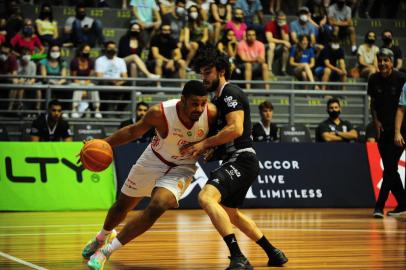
[337,1,345,8]
[22,55,31,62]
[106,49,116,57]
[50,52,60,59]
[382,37,392,45]
[234,16,243,22]
[314,0,321,4]
[0,54,7,62]
[299,14,308,22]
[81,52,90,58]
[130,31,139,37]
[22,27,33,36]
[77,13,86,20]
[366,38,375,44]
[189,12,198,20]
[331,43,340,50]
[277,20,286,26]
[328,110,340,119]
[176,7,185,15]
[43,10,51,16]
[220,0,228,5]
[161,33,171,39]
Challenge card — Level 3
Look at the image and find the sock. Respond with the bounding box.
[96,228,112,242]
[256,235,276,257]
[223,234,243,257]
[102,238,123,256]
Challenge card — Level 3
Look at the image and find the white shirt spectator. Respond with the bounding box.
[357,44,379,65]
[65,16,94,31]
[95,55,127,79]
[328,3,351,21]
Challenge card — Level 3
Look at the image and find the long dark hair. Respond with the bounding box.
[294,35,309,63]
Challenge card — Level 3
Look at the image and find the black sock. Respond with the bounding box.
[223,234,243,257]
[256,235,276,257]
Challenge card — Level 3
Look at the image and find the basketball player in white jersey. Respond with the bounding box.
[83,80,217,270]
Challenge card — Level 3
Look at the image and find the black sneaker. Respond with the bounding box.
[226,255,253,270]
[387,206,406,216]
[267,248,288,266]
[373,208,384,218]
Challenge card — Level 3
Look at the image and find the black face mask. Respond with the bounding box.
[366,38,375,45]
[161,33,171,40]
[22,27,33,36]
[81,52,90,58]
[76,13,86,20]
[328,110,340,119]
[106,49,116,57]
[337,2,345,8]
[382,37,392,46]
[234,16,243,22]
[130,31,139,38]
[43,10,51,17]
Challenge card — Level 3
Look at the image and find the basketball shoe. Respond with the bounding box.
[82,229,117,259]
[226,255,253,270]
[267,248,288,266]
[387,206,406,216]
[87,247,110,270]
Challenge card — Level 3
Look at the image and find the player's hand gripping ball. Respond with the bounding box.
[79,139,113,172]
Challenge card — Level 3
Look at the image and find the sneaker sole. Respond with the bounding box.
[373,213,384,218]
[82,229,117,259]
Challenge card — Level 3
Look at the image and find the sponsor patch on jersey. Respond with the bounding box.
[197,128,204,137]
[187,131,192,137]
[224,95,238,108]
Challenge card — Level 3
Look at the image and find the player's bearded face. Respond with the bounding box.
[202,67,220,92]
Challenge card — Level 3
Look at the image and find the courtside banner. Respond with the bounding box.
[114,143,375,208]
[0,142,115,211]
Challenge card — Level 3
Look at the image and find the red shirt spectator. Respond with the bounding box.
[0,53,18,75]
[264,20,289,39]
[11,33,43,54]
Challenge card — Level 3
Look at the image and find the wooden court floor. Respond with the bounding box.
[0,208,405,270]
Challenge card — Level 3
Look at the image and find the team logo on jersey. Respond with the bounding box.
[224,95,238,108]
[187,131,192,137]
[197,128,204,137]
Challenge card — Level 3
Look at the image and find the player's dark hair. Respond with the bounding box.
[327,97,340,108]
[192,45,231,80]
[136,101,149,109]
[48,99,62,108]
[259,101,274,112]
[182,80,208,98]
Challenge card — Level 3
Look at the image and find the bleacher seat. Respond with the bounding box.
[0,124,9,141]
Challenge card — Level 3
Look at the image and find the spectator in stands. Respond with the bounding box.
[70,43,102,119]
[357,31,379,79]
[4,1,23,42]
[118,22,160,79]
[290,6,318,47]
[209,0,232,44]
[380,29,403,72]
[9,47,36,113]
[30,99,73,142]
[252,101,278,142]
[224,7,247,42]
[369,48,406,217]
[315,36,347,90]
[149,24,186,84]
[40,44,69,110]
[0,18,7,45]
[95,41,128,113]
[185,0,212,21]
[305,0,333,46]
[10,18,45,57]
[268,0,281,15]
[119,101,155,143]
[234,0,264,41]
[289,34,317,89]
[64,3,105,47]
[0,42,18,111]
[35,3,59,46]
[327,0,357,54]
[161,0,187,41]
[182,5,209,67]
[237,27,269,90]
[316,97,358,142]
[264,10,291,76]
[159,0,176,16]
[130,0,162,46]
[217,29,239,75]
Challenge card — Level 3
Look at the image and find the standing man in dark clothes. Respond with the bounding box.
[181,47,288,270]
[119,101,155,143]
[368,48,406,218]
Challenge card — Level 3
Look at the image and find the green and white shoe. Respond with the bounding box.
[82,229,117,259]
[87,248,109,270]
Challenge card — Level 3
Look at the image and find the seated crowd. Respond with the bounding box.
[0,0,404,120]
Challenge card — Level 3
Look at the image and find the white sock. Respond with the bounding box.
[103,238,123,255]
[96,228,112,241]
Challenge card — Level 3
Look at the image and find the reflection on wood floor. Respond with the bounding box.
[0,209,405,270]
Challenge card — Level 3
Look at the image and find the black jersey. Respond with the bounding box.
[212,83,253,157]
[252,122,278,142]
[367,70,406,131]
[30,114,73,141]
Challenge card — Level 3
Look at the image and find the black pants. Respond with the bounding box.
[375,130,406,209]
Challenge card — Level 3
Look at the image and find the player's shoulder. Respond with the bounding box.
[207,102,218,119]
[223,83,243,94]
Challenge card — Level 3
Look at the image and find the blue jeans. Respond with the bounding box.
[71,19,105,47]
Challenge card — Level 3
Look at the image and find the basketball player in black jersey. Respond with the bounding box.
[181,47,288,269]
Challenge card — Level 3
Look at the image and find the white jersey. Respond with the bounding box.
[150,99,209,165]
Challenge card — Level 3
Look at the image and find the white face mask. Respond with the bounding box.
[331,43,340,50]
[277,20,286,26]
[299,14,308,22]
[190,12,198,20]
[22,55,31,62]
[220,0,228,5]
[50,52,60,59]
[0,54,7,62]
[176,7,185,15]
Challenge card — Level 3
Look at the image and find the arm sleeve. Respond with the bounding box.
[399,82,406,106]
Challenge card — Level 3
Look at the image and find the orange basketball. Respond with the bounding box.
[80,139,113,172]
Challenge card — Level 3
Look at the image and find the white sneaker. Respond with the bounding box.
[71,112,80,118]
[147,73,161,79]
[95,112,103,119]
